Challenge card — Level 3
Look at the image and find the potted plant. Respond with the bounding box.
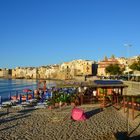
[70,94,76,107]
[46,99,54,110]
[61,93,70,106]
[54,97,60,107]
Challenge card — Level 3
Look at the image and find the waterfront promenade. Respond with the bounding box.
[0,104,140,140]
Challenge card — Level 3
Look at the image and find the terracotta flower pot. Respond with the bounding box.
[54,103,59,108]
[71,102,75,107]
[64,102,67,106]
[62,102,67,107]
[48,106,53,110]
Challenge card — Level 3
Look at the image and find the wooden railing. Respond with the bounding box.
[108,94,140,120]
[122,95,140,120]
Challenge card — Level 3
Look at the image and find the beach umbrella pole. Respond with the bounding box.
[9,92,11,100]
[16,91,18,100]
[19,94,22,104]
[32,91,34,99]
[0,96,2,106]
[127,102,129,135]
[26,93,28,101]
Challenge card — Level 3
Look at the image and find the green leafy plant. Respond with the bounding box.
[126,96,132,102]
[69,94,77,103]
[134,98,140,103]
[46,98,55,106]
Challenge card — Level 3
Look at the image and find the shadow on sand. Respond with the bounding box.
[0,107,36,132]
[18,108,36,114]
[115,131,140,140]
[85,108,103,119]
[0,112,9,117]
[135,113,140,119]
[129,123,140,137]
[0,124,18,132]
[0,113,30,125]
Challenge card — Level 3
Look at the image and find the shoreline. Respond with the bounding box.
[0,75,98,82]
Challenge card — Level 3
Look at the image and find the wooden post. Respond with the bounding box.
[117,95,119,106]
[38,81,40,90]
[121,87,123,95]
[43,81,46,92]
[80,93,83,105]
[127,100,129,135]
[132,96,135,120]
[103,94,105,108]
[113,94,115,105]
[114,94,117,106]
[16,91,18,100]
[123,96,125,113]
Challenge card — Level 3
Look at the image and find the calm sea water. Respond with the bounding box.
[0,79,57,100]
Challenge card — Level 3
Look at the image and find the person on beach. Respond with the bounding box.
[71,107,87,121]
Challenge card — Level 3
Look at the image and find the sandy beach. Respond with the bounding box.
[0,104,140,140]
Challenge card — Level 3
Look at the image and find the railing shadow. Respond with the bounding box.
[0,112,8,117]
[135,113,140,119]
[0,113,30,124]
[0,124,18,132]
[18,108,36,114]
[0,106,36,125]
[129,123,140,137]
[0,106,38,133]
[112,104,122,110]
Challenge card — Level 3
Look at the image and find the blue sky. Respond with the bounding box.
[0,0,140,68]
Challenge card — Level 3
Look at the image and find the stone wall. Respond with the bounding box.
[123,81,140,95]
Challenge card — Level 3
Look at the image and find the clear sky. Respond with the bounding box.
[0,0,140,68]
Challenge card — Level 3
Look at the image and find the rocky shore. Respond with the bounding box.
[0,105,140,140]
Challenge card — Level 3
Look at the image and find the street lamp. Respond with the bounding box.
[124,44,132,81]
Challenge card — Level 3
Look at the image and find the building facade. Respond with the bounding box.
[97,57,123,76]
[0,68,12,78]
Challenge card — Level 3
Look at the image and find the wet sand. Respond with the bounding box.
[0,104,140,140]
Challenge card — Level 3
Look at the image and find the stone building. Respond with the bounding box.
[12,67,27,78]
[116,56,139,74]
[49,65,60,79]
[37,66,47,79]
[97,56,123,76]
[70,59,94,76]
[59,62,72,80]
[10,59,96,80]
[0,68,12,78]
[26,67,37,79]
[58,59,95,80]
[45,65,60,79]
[116,57,127,65]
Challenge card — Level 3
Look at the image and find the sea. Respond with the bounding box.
[0,78,57,101]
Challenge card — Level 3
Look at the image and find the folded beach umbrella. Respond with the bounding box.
[32,91,34,99]
[45,92,50,100]
[46,91,52,99]
[19,94,22,104]
[50,92,52,98]
[9,92,11,100]
[0,96,2,105]
[16,91,18,99]
[26,93,29,101]
[40,94,44,103]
